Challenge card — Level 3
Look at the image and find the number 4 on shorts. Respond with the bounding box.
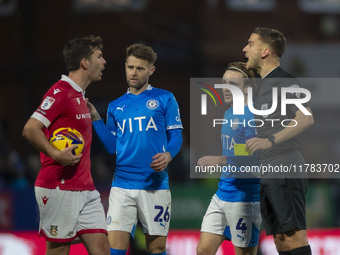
[236,218,247,234]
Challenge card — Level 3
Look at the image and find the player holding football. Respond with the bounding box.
[87,43,183,255]
[22,35,110,255]
[196,62,261,255]
[243,27,314,255]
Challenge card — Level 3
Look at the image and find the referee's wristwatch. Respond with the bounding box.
[267,135,276,147]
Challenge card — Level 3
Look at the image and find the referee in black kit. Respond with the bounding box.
[243,27,314,255]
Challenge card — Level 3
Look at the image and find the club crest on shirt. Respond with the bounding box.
[146,99,159,110]
[50,225,58,236]
[41,97,55,110]
[232,118,239,130]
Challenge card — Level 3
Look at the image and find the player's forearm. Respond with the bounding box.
[92,119,117,154]
[166,129,182,158]
[22,124,58,159]
[272,108,314,144]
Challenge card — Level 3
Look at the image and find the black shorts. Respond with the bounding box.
[260,151,308,235]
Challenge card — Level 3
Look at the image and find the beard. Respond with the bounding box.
[127,78,148,91]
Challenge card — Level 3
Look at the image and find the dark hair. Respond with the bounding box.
[253,27,286,58]
[126,44,157,65]
[63,35,103,72]
[226,62,257,92]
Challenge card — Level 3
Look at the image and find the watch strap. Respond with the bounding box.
[268,135,276,146]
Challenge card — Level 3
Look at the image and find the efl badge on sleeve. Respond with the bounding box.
[41,97,55,110]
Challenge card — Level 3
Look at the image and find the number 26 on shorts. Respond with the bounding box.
[154,205,170,223]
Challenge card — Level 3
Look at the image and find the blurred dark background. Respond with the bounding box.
[1,0,340,240]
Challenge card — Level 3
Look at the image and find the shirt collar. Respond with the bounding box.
[262,66,280,78]
[127,84,153,94]
[61,75,86,98]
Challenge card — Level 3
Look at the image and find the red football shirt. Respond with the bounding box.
[32,75,95,191]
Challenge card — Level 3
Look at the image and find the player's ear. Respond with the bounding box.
[80,58,89,70]
[149,65,156,76]
[261,47,270,58]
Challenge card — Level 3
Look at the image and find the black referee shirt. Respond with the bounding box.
[254,66,303,160]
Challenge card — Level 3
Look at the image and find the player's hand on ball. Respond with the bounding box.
[150,152,172,172]
[53,144,82,166]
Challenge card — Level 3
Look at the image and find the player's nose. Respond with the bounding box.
[132,68,138,75]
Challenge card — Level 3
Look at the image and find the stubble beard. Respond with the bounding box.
[128,79,148,91]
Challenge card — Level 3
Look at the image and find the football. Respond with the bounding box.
[49,127,85,155]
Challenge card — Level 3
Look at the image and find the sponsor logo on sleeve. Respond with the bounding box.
[36,108,46,115]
